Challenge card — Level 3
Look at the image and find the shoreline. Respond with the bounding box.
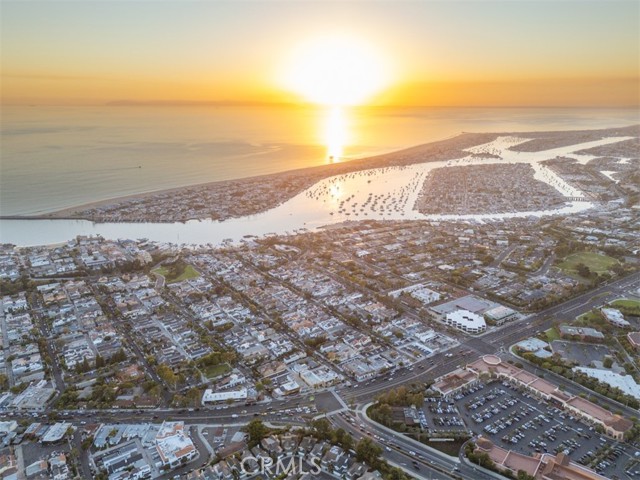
[2,130,492,222]
[2,124,637,224]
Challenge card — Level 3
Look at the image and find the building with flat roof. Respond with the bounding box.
[559,325,605,341]
[444,309,486,334]
[202,387,247,405]
[10,380,55,411]
[627,332,640,350]
[299,367,339,388]
[574,367,640,398]
[41,422,71,443]
[432,368,479,398]
[430,295,498,317]
[466,356,632,440]
[155,421,197,468]
[601,308,630,328]
[474,436,609,480]
[484,305,518,325]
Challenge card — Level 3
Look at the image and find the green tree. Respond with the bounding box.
[156,364,179,389]
[355,437,382,465]
[311,418,332,441]
[517,470,535,480]
[244,420,268,447]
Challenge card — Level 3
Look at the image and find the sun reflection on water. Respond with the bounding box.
[323,106,348,163]
[328,181,344,204]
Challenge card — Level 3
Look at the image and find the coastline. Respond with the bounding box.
[2,130,497,222]
[2,124,637,224]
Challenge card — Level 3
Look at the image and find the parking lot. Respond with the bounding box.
[550,341,612,365]
[421,397,467,434]
[422,380,640,479]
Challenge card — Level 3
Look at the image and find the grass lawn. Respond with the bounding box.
[203,363,230,379]
[576,310,607,328]
[152,264,200,284]
[610,299,640,309]
[544,327,561,342]
[420,438,468,457]
[558,252,618,277]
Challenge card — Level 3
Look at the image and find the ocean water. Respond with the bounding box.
[1,105,637,216]
[0,129,634,247]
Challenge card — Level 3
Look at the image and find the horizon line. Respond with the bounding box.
[2,100,639,109]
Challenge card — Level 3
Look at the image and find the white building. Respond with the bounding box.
[155,421,197,468]
[299,367,340,388]
[484,306,518,325]
[202,387,247,405]
[574,367,640,398]
[601,308,630,328]
[444,309,486,334]
[388,284,441,305]
[41,422,71,443]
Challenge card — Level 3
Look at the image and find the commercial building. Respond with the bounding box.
[10,380,55,411]
[432,368,479,398]
[431,295,498,317]
[484,305,518,325]
[202,387,247,405]
[574,367,640,398]
[41,422,71,444]
[601,308,630,328]
[466,355,632,440]
[155,421,197,468]
[474,436,610,480]
[444,310,486,334]
[559,325,605,341]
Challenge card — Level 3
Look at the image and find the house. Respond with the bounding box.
[298,437,316,455]
[347,462,368,480]
[357,471,383,480]
[280,435,298,454]
[627,332,640,350]
[321,445,344,472]
[310,441,326,461]
[261,436,283,457]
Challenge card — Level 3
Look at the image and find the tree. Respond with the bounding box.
[387,467,410,480]
[95,354,105,369]
[156,364,179,389]
[355,437,382,465]
[244,420,268,447]
[311,418,332,441]
[517,470,535,480]
[576,263,591,278]
[603,357,614,369]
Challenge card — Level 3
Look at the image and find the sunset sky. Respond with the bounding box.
[2,0,638,107]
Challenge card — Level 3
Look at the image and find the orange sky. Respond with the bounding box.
[2,1,639,107]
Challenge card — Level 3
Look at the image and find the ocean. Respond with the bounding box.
[1,105,638,217]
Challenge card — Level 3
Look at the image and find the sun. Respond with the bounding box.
[281,34,390,106]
